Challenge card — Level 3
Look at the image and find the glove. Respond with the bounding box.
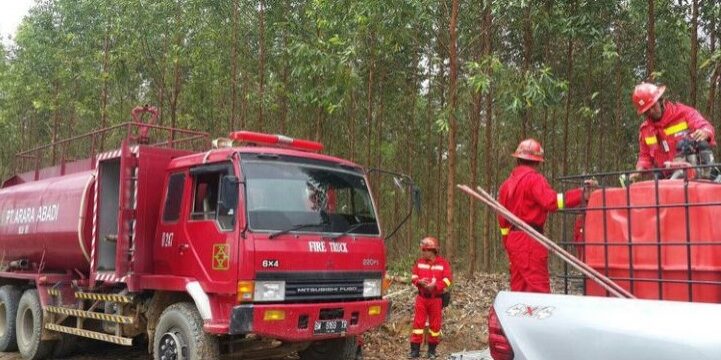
[691,129,710,142]
[629,172,642,183]
[583,178,598,201]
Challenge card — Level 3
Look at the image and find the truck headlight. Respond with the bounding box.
[254,281,285,302]
[363,279,382,298]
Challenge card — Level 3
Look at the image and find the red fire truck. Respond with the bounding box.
[0,106,416,360]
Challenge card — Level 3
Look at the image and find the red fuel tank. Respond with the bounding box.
[0,171,94,272]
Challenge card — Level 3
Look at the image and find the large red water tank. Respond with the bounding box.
[0,171,94,272]
[584,180,721,302]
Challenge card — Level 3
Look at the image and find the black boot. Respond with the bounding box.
[409,343,421,359]
[426,344,437,359]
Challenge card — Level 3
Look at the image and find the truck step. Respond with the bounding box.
[74,292,134,303]
[46,323,133,346]
[45,306,135,324]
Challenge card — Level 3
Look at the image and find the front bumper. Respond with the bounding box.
[229,299,390,341]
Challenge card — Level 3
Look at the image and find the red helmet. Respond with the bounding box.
[512,139,544,162]
[632,83,666,114]
[420,237,439,252]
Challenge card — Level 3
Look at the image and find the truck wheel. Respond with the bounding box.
[16,289,54,360]
[0,285,21,351]
[153,302,219,360]
[299,336,358,360]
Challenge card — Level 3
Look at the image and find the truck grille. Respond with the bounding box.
[256,271,382,302]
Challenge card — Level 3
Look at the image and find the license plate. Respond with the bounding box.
[313,320,348,335]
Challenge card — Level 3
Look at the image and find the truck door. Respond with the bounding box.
[183,162,238,292]
[154,171,188,274]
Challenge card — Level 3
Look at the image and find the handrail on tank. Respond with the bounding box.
[11,106,211,178]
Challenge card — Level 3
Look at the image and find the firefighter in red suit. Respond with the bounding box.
[497,139,594,293]
[630,83,715,182]
[409,237,452,359]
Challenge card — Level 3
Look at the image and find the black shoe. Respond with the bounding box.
[426,344,437,359]
[409,343,421,359]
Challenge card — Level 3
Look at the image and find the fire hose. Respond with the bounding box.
[457,184,635,299]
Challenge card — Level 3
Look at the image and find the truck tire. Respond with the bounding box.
[16,289,54,360]
[0,285,21,351]
[298,336,358,360]
[153,302,219,360]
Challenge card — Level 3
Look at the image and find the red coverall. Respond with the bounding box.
[498,165,582,293]
[636,101,716,171]
[410,256,452,345]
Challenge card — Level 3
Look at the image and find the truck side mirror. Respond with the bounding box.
[219,175,240,212]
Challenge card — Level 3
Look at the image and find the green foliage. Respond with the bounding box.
[0,0,720,272]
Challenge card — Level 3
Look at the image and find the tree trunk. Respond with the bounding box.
[349,89,357,162]
[521,3,533,138]
[690,0,698,106]
[229,0,239,132]
[708,13,719,122]
[646,0,655,79]
[562,16,575,175]
[51,81,60,165]
[366,33,375,167]
[445,0,459,260]
[100,21,110,152]
[481,1,494,272]
[315,106,324,141]
[240,71,248,129]
[170,4,183,133]
[584,50,593,171]
[469,0,492,274]
[469,85,481,274]
[435,30,448,241]
[257,0,266,131]
[423,50,434,235]
[279,0,290,134]
[375,74,384,171]
[614,28,624,171]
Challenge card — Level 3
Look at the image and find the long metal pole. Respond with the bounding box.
[457,184,635,299]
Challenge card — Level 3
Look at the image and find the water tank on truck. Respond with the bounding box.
[0,171,94,272]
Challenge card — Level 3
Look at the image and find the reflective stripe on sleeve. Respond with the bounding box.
[557,193,565,209]
[500,227,510,236]
[443,278,451,287]
[645,136,658,145]
[664,121,688,136]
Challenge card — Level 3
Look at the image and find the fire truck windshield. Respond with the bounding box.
[241,157,379,237]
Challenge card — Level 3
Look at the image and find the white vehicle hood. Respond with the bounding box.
[493,291,721,360]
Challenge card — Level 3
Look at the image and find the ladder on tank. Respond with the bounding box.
[115,139,138,278]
